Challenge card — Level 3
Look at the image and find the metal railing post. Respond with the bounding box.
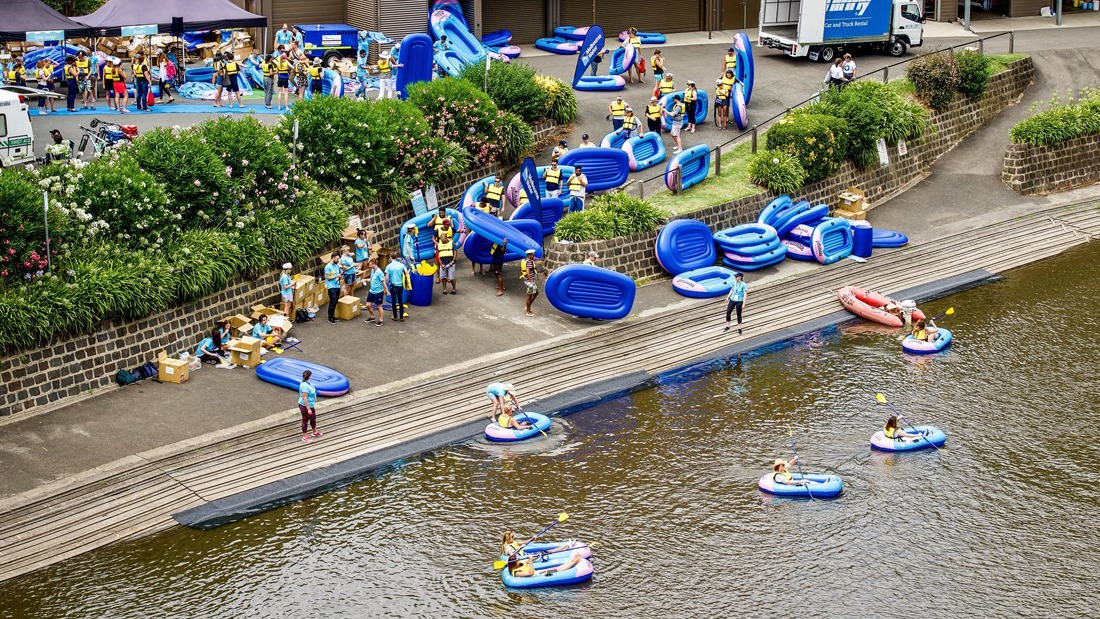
[639,178,645,200]
[676,167,683,194]
[882,66,889,83]
[751,125,758,153]
[978,38,984,54]
[715,146,722,176]
[1009,31,1014,53]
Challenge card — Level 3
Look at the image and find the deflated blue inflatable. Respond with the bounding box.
[553,25,591,40]
[545,264,636,320]
[396,33,434,99]
[623,133,666,171]
[660,90,709,130]
[558,148,630,192]
[873,229,909,248]
[811,218,853,264]
[665,144,711,192]
[672,266,738,298]
[655,219,716,275]
[401,208,463,262]
[734,32,755,105]
[510,198,566,236]
[462,219,543,264]
[462,206,543,258]
[573,75,625,91]
[256,358,350,397]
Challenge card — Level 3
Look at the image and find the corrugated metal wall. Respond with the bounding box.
[560,0,702,34]
[272,0,346,29]
[484,0,547,43]
[347,0,379,30]
[380,0,431,41]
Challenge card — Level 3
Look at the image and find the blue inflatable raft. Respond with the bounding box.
[545,264,636,320]
[558,148,630,192]
[256,358,350,397]
[672,266,738,298]
[623,133,665,171]
[714,223,779,250]
[664,144,710,192]
[434,49,468,76]
[870,425,947,451]
[872,229,909,248]
[734,32,755,105]
[506,165,575,207]
[600,130,629,150]
[429,9,486,63]
[655,219,716,275]
[553,25,590,40]
[401,208,463,262]
[733,83,749,130]
[485,412,552,442]
[660,90,709,130]
[775,202,828,238]
[608,44,637,75]
[757,196,793,226]
[395,33,434,99]
[573,75,625,91]
[618,30,666,44]
[501,556,594,588]
[461,175,496,210]
[812,218,853,264]
[535,37,579,54]
[510,198,566,237]
[758,472,843,498]
[462,219,543,264]
[462,206,543,258]
[902,329,953,355]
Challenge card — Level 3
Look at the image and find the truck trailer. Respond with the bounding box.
[758,0,925,62]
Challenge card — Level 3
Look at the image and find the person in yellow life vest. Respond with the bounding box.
[656,71,675,98]
[211,52,226,107]
[618,107,641,139]
[308,57,323,97]
[102,60,116,110]
[542,160,563,198]
[33,60,57,114]
[497,403,532,431]
[566,166,588,213]
[651,49,665,81]
[772,458,812,486]
[627,28,645,84]
[75,51,93,109]
[911,318,928,342]
[608,95,626,131]
[435,218,458,295]
[683,80,699,133]
[552,139,569,160]
[883,416,920,441]
[261,54,275,108]
[483,175,505,215]
[721,68,737,91]
[375,51,403,100]
[276,53,292,110]
[475,200,492,214]
[723,46,738,75]
[7,58,26,87]
[714,78,731,131]
[500,531,585,579]
[222,53,245,108]
[133,52,153,111]
[645,96,663,134]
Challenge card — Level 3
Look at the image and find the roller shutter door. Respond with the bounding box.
[347,0,380,30]
[484,0,547,44]
[379,0,431,42]
[272,0,345,29]
[561,0,702,34]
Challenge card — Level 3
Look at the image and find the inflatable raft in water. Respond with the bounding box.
[758,472,843,498]
[902,328,953,354]
[836,286,925,328]
[501,555,594,588]
[870,425,947,451]
[485,412,551,442]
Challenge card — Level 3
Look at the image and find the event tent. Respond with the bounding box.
[0,0,94,42]
[78,0,266,36]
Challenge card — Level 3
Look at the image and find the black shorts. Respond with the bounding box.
[492,260,504,274]
[485,197,501,209]
[546,183,559,193]
[311,80,322,93]
[277,76,289,88]
[226,76,239,92]
[367,291,384,306]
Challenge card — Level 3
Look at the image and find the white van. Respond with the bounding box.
[0,88,36,168]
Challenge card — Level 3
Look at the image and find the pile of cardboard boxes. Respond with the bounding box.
[833,186,867,220]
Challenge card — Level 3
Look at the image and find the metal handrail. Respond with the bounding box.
[631,30,1015,199]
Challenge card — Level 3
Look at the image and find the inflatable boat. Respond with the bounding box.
[608,44,637,76]
[873,229,909,248]
[256,358,350,397]
[544,264,636,320]
[758,472,843,498]
[811,218,853,264]
[660,90,709,130]
[902,329,953,354]
[623,133,666,171]
[672,266,738,298]
[401,208,463,261]
[618,31,666,44]
[573,75,625,91]
[655,219,716,275]
[732,83,749,130]
[870,425,947,451]
[836,286,925,328]
[665,144,710,192]
[462,219,543,264]
[535,37,579,54]
[501,556,594,588]
[509,198,565,237]
[485,411,551,442]
[461,206,542,258]
[558,148,630,192]
[734,32,755,105]
[714,223,778,249]
[395,33,434,99]
[506,165,575,207]
[553,25,590,40]
[600,130,629,150]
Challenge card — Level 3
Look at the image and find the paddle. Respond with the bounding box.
[514,404,549,438]
[874,393,942,453]
[929,307,955,322]
[493,541,598,569]
[494,513,569,569]
[787,424,816,500]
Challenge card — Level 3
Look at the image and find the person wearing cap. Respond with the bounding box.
[34,60,57,115]
[486,382,521,422]
[522,248,541,317]
[714,78,731,131]
[723,47,738,74]
[651,49,664,80]
[566,166,588,213]
[375,50,402,100]
[645,96,663,135]
[578,133,596,148]
[552,139,569,159]
[483,175,506,216]
[435,216,458,295]
[45,130,73,164]
[111,58,129,114]
[307,57,325,98]
[583,251,599,266]
[618,107,640,139]
[63,56,79,113]
[724,271,747,334]
[684,81,700,133]
[294,51,311,102]
[279,263,295,319]
[656,71,675,98]
[542,159,564,198]
[662,94,685,154]
[608,96,627,131]
[772,458,811,486]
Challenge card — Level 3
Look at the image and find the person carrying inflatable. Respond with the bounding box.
[483,176,505,216]
[487,382,521,422]
[772,458,812,486]
[609,96,627,131]
[722,46,738,75]
[626,28,645,84]
[883,415,920,441]
[715,78,730,131]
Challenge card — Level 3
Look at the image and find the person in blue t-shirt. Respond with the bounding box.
[384,257,408,322]
[275,24,293,51]
[323,252,341,324]
[298,369,322,443]
[364,259,387,327]
[354,50,371,99]
[252,314,277,349]
[279,262,294,319]
[724,272,747,335]
[339,246,357,297]
[354,228,371,265]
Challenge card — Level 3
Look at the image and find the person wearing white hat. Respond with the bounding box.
[486,382,521,422]
[375,50,403,100]
[772,458,811,486]
[684,80,699,133]
[522,248,540,317]
[279,263,295,319]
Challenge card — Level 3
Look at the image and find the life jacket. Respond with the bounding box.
[646,103,662,120]
[672,101,685,119]
[884,425,896,439]
[610,100,626,118]
[262,61,273,77]
[485,182,504,202]
[224,61,238,76]
[103,65,114,81]
[659,78,674,94]
[722,74,737,89]
[6,67,18,81]
[134,62,148,79]
[430,215,450,233]
[651,54,662,69]
[684,88,697,103]
[725,53,738,70]
[629,35,642,48]
[622,115,638,131]
[75,58,89,80]
[308,65,321,80]
[716,83,731,99]
[545,167,562,185]
[774,469,793,483]
[476,202,491,213]
[277,59,291,77]
[437,230,454,258]
[498,412,513,428]
[913,329,926,341]
[378,58,391,74]
[568,175,585,192]
[503,542,524,557]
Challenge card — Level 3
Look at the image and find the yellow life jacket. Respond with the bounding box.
[884,425,896,439]
[498,413,513,428]
[716,83,731,99]
[684,88,697,103]
[262,61,273,77]
[722,74,737,88]
[485,182,504,202]
[378,58,391,74]
[629,35,641,48]
[672,101,685,118]
[725,53,738,70]
[133,62,147,79]
[610,101,626,118]
[103,65,114,81]
[659,78,674,94]
[430,215,450,233]
[476,202,492,213]
[650,54,662,70]
[224,61,239,76]
[517,189,528,206]
[6,68,17,81]
[308,65,321,79]
[545,167,562,185]
[913,329,926,341]
[622,115,639,131]
[437,231,454,258]
[776,469,793,482]
[277,59,291,76]
[645,103,662,120]
[568,174,585,192]
[76,58,89,71]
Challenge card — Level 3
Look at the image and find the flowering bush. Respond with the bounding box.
[748,150,807,195]
[59,153,173,248]
[125,127,235,226]
[0,168,69,282]
[408,78,535,165]
[535,74,578,124]
[458,60,550,122]
[765,113,847,182]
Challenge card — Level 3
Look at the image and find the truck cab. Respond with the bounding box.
[759,0,924,62]
[0,88,35,168]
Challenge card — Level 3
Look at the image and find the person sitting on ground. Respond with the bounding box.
[251,314,280,350]
[196,328,230,367]
[911,318,928,342]
[497,402,532,431]
[217,320,233,354]
[883,415,920,441]
[486,382,520,421]
[552,139,569,160]
[772,458,811,486]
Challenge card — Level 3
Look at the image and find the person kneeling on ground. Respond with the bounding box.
[772,458,811,486]
[197,328,232,367]
[251,314,283,352]
[884,415,920,440]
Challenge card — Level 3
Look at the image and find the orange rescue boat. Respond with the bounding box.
[836,286,925,327]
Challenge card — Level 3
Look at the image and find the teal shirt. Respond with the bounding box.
[324,262,341,289]
[385,260,406,286]
[298,381,317,407]
[369,268,386,294]
[355,238,370,262]
[280,273,293,296]
[727,280,747,302]
[252,322,272,338]
[195,337,215,357]
[340,255,356,276]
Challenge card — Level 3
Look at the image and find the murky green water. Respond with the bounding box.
[3,245,1099,618]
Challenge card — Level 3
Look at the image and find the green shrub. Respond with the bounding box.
[536,74,578,124]
[193,116,293,198]
[60,153,173,247]
[955,50,993,100]
[748,150,807,195]
[495,111,535,164]
[459,60,549,122]
[810,81,927,169]
[765,113,847,182]
[555,194,663,242]
[0,168,72,282]
[126,126,235,226]
[1010,87,1100,146]
[906,52,960,111]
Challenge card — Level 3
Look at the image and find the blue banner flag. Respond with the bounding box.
[571,25,605,87]
[519,157,543,219]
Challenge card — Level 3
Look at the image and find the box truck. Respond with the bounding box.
[758,0,925,62]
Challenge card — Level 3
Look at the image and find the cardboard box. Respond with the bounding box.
[157,351,190,384]
[250,304,284,322]
[838,186,866,213]
[223,313,254,337]
[335,296,361,320]
[229,336,262,369]
[833,208,868,221]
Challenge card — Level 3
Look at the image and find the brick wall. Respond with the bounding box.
[1001,133,1100,196]
[545,58,1035,280]
[0,119,566,418]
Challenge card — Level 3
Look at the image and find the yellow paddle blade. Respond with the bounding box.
[875,393,887,404]
[558,512,569,522]
[787,424,793,437]
[946,307,955,315]
[493,559,508,569]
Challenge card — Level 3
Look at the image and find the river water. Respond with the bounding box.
[3,245,1099,619]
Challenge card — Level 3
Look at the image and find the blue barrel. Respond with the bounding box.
[409,272,434,306]
[851,220,873,258]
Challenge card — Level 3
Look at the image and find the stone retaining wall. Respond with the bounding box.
[545,58,1035,280]
[0,119,566,418]
[1001,133,1100,196]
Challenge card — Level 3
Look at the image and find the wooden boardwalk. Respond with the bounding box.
[1,200,1098,583]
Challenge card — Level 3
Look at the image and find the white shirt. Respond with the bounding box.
[578,141,597,149]
[828,64,845,81]
[569,175,588,197]
[841,60,856,77]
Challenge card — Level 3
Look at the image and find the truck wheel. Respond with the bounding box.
[323,51,341,68]
[888,40,908,57]
[818,46,836,63]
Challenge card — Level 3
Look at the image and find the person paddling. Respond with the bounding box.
[497,403,531,431]
[772,458,811,486]
[883,415,920,441]
[501,531,584,577]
